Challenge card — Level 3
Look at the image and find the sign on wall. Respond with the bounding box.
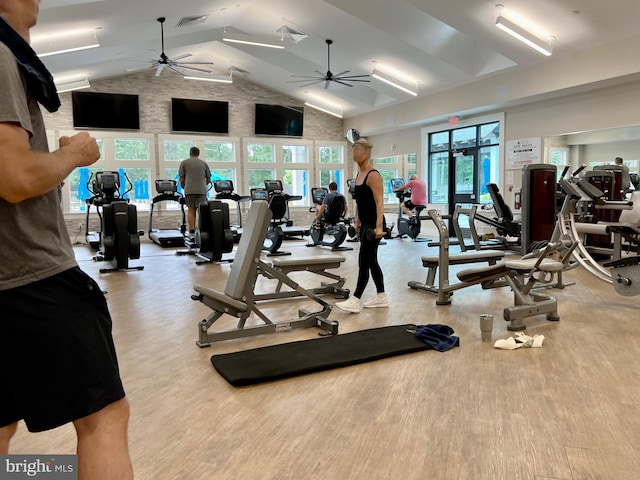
[506,137,541,170]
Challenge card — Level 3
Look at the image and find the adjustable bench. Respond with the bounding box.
[255,255,350,301]
[409,210,506,304]
[457,256,563,331]
[192,201,339,347]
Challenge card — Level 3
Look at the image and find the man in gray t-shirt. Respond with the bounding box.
[0,4,132,476]
[179,146,211,233]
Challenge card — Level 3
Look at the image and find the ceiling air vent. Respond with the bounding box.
[275,24,308,44]
[176,15,209,28]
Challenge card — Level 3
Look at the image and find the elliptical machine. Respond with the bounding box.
[307,187,352,251]
[391,178,428,241]
[177,198,235,265]
[213,179,250,242]
[89,171,144,273]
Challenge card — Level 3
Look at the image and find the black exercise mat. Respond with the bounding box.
[211,324,434,386]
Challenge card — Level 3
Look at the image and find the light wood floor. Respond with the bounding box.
[9,231,640,480]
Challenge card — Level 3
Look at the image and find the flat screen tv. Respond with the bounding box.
[72,91,140,130]
[171,98,229,134]
[254,104,303,137]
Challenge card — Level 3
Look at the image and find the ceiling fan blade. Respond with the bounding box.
[332,79,354,87]
[294,79,326,88]
[334,78,371,83]
[289,75,325,80]
[168,65,188,76]
[335,74,371,79]
[175,61,215,65]
[155,64,165,77]
[175,65,212,74]
[333,70,349,77]
[324,80,330,89]
[171,53,192,61]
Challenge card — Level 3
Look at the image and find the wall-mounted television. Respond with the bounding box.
[254,104,303,137]
[171,98,229,134]
[72,91,140,130]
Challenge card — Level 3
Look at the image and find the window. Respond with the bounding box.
[283,144,308,163]
[318,144,345,193]
[244,139,312,205]
[372,155,399,204]
[205,141,234,162]
[549,148,569,181]
[163,139,194,162]
[429,152,449,204]
[64,132,154,213]
[248,143,275,163]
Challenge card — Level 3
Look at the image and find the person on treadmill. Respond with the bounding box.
[314,181,348,225]
[179,146,211,235]
[393,174,427,217]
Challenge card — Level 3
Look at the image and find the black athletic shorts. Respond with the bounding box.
[0,267,125,432]
[404,199,418,211]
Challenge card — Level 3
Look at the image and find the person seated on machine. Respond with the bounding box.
[314,182,348,226]
[392,174,427,217]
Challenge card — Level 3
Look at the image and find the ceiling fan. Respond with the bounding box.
[150,17,214,77]
[288,39,370,88]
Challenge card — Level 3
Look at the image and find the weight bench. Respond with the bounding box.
[255,255,350,301]
[456,255,563,331]
[192,201,339,347]
[409,210,506,304]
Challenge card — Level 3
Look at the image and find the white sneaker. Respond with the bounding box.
[362,293,389,308]
[335,296,361,313]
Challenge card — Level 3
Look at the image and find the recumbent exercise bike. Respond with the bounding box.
[307,187,352,251]
[250,181,290,256]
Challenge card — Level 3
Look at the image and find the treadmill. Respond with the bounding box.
[148,179,187,247]
[213,179,251,242]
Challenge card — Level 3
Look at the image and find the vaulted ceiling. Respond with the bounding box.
[33,0,640,120]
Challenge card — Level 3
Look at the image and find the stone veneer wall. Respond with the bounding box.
[43,69,348,236]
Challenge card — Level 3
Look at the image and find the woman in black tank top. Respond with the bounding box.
[335,138,388,313]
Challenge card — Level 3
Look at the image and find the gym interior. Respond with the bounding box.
[10,3,640,479]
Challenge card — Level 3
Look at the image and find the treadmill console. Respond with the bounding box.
[155,179,177,194]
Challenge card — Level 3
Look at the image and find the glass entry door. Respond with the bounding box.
[448,149,478,218]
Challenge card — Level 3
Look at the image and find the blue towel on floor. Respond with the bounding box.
[414,324,460,352]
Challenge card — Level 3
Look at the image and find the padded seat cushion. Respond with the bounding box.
[421,249,504,266]
[456,263,509,283]
[194,285,248,312]
[272,255,346,267]
[505,257,564,272]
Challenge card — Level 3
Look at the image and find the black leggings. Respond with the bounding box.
[354,230,384,298]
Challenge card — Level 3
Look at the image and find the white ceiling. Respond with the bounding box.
[32,0,640,120]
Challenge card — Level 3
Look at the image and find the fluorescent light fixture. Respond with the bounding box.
[34,30,99,58]
[223,31,284,49]
[495,15,552,56]
[304,102,343,119]
[184,74,233,84]
[56,78,91,93]
[371,69,417,96]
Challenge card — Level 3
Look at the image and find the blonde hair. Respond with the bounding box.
[352,138,373,151]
